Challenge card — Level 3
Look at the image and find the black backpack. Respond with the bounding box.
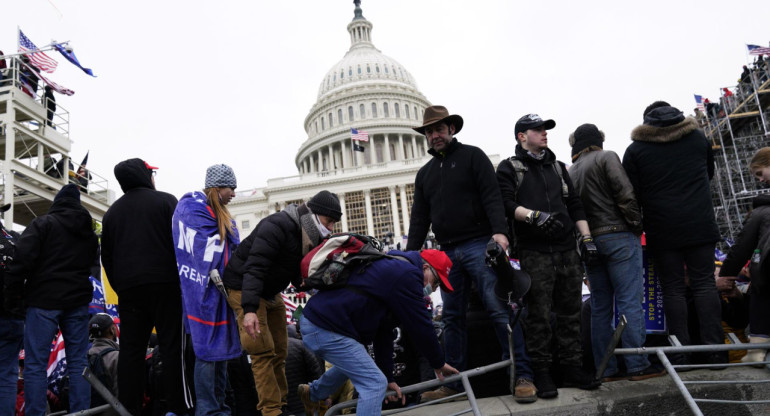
[88,347,116,407]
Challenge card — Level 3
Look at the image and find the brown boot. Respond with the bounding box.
[418,386,463,404]
[513,378,537,403]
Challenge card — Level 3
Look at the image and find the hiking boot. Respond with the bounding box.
[297,384,319,413]
[533,369,558,399]
[629,363,666,381]
[560,365,601,390]
[418,386,462,404]
[513,378,537,403]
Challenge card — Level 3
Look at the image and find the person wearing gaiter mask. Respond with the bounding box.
[223,190,341,416]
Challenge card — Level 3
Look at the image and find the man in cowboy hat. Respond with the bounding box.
[407,105,536,403]
[496,114,600,399]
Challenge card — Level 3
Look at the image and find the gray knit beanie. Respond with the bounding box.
[205,164,237,189]
[307,190,342,221]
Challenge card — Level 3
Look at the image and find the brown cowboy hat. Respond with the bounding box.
[413,105,464,135]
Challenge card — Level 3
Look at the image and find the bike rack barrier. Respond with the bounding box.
[60,368,132,416]
[596,315,770,416]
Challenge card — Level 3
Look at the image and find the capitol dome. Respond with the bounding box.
[296,0,431,174]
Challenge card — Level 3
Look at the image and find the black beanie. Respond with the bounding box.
[643,101,671,118]
[569,123,604,157]
[54,184,81,203]
[307,190,342,221]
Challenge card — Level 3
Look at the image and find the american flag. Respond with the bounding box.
[18,30,58,73]
[351,128,369,142]
[282,293,298,323]
[747,44,770,56]
[694,94,705,113]
[20,61,75,96]
[47,332,68,397]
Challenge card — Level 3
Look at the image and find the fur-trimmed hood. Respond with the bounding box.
[630,116,699,144]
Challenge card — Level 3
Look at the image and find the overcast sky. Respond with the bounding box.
[5,0,769,199]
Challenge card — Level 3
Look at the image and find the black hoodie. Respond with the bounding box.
[5,184,98,310]
[102,158,179,293]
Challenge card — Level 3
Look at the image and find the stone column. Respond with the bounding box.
[341,140,349,168]
[389,186,401,237]
[309,154,315,173]
[422,136,429,154]
[328,145,334,170]
[384,135,391,162]
[364,189,374,236]
[338,192,348,232]
[317,149,323,171]
[398,134,405,160]
[411,135,418,159]
[399,185,410,238]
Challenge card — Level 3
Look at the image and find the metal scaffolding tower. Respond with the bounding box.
[705,59,770,244]
[0,57,113,227]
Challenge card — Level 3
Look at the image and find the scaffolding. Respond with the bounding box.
[0,56,113,227]
[706,58,770,244]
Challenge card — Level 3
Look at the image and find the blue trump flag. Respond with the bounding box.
[53,43,96,77]
[173,191,241,361]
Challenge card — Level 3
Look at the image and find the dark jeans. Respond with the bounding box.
[0,317,23,416]
[117,283,193,416]
[442,236,532,389]
[652,244,723,346]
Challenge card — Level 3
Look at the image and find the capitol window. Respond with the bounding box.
[242,220,250,230]
[360,103,366,119]
[338,109,343,124]
[384,66,389,74]
[394,103,400,118]
[329,112,334,128]
[371,103,378,118]
[367,65,371,73]
[405,105,410,119]
[349,67,352,76]
[321,117,325,130]
[348,106,354,122]
[375,65,380,73]
[383,102,389,118]
[358,66,361,74]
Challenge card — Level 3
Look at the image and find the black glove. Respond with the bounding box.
[579,235,600,266]
[529,211,564,238]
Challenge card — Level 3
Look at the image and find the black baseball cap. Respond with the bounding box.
[515,114,556,135]
[89,313,115,337]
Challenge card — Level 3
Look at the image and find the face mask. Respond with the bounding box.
[314,214,332,238]
[423,283,433,297]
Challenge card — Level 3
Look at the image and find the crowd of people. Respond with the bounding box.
[0,100,769,416]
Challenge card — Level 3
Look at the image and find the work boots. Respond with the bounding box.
[559,364,601,390]
[742,336,770,367]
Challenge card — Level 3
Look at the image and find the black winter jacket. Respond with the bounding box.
[720,195,770,295]
[407,138,507,250]
[0,226,20,318]
[569,149,643,237]
[5,185,98,310]
[102,159,179,293]
[223,206,303,314]
[496,145,586,252]
[285,337,324,415]
[623,110,720,250]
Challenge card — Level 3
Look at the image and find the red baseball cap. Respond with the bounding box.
[420,249,454,292]
[144,161,159,170]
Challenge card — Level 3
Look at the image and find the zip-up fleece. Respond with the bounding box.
[407,138,507,250]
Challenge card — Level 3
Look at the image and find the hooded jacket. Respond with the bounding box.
[5,184,98,310]
[407,138,508,250]
[496,144,586,252]
[223,203,321,314]
[302,250,445,382]
[102,158,179,293]
[622,108,720,250]
[569,149,642,237]
[720,194,770,294]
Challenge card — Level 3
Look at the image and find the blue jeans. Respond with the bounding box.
[586,232,649,376]
[442,236,532,388]
[0,317,23,416]
[300,316,387,416]
[194,358,230,416]
[24,306,90,416]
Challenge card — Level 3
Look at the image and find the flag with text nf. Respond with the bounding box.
[351,128,369,142]
[18,29,58,73]
[747,44,770,55]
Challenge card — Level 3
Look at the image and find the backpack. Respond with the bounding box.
[88,347,116,407]
[300,233,406,290]
[506,157,569,201]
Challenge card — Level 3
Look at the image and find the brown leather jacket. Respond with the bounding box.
[569,149,642,237]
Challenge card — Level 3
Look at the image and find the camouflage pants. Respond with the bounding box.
[520,248,584,369]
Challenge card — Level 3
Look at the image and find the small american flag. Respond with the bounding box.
[351,128,369,142]
[694,94,705,113]
[747,44,770,56]
[18,30,58,73]
[282,293,298,323]
[20,61,74,96]
[47,332,68,396]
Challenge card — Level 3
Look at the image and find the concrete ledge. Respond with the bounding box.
[395,367,770,415]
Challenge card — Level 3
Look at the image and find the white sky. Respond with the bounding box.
[5,0,770,199]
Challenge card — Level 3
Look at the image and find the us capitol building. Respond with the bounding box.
[229,1,498,246]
